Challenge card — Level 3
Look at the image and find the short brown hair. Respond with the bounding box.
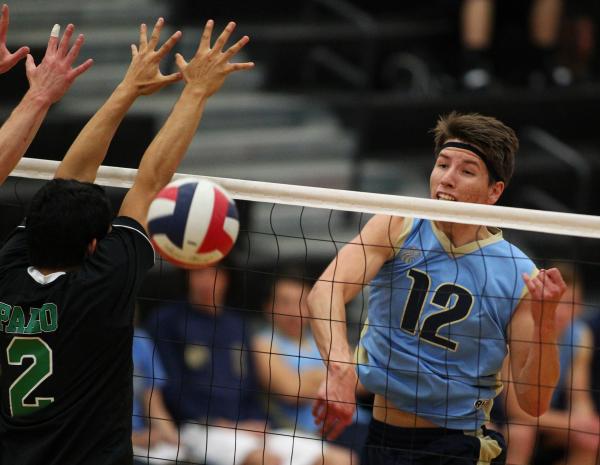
[432,112,519,186]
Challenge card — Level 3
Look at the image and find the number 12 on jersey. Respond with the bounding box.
[400,269,474,351]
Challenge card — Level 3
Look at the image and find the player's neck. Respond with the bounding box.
[434,221,491,247]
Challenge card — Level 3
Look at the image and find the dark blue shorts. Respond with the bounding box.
[363,419,506,465]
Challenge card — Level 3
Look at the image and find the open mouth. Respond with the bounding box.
[437,193,457,201]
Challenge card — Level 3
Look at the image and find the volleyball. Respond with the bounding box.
[147,178,239,268]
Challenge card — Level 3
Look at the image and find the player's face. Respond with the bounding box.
[429,146,504,205]
[269,280,309,339]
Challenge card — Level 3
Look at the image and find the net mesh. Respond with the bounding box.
[2,164,600,465]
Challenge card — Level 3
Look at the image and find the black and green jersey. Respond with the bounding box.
[0,217,154,465]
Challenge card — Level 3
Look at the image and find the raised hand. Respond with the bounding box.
[0,4,29,74]
[522,268,567,328]
[122,17,182,96]
[26,23,93,105]
[175,20,254,97]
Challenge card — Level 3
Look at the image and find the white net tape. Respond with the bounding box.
[12,157,600,239]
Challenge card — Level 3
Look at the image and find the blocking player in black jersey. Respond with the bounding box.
[0,5,93,184]
[0,18,253,465]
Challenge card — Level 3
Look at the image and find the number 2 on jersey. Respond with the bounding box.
[400,268,474,351]
[7,337,54,416]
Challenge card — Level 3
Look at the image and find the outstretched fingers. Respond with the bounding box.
[147,17,164,50]
[46,24,60,55]
[174,52,187,71]
[224,36,254,74]
[212,21,236,54]
[196,19,214,56]
[57,24,74,57]
[6,45,29,69]
[156,30,182,60]
[138,23,148,51]
[24,53,35,74]
[69,57,93,80]
[65,33,84,65]
[0,4,9,44]
[164,71,182,83]
[227,61,255,74]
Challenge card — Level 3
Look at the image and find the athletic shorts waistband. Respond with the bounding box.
[366,418,480,450]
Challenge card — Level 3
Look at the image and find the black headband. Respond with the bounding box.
[439,141,501,183]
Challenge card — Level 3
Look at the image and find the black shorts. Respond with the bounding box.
[363,419,506,465]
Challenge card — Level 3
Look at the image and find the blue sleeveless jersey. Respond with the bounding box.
[357,218,536,430]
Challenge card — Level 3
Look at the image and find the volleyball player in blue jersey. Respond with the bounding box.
[308,112,567,464]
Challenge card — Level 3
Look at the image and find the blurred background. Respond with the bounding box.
[2,0,600,298]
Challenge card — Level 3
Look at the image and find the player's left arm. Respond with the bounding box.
[507,268,566,417]
[54,18,182,182]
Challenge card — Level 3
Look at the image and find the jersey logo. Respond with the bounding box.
[474,399,491,410]
[398,246,423,264]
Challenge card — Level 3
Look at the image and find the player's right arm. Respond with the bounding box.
[507,268,566,417]
[0,23,92,184]
[119,20,254,228]
[307,213,405,439]
[54,18,182,182]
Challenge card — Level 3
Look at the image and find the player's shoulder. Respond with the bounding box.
[111,216,152,244]
[0,223,28,272]
[90,216,155,267]
[482,237,536,291]
[492,234,533,263]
